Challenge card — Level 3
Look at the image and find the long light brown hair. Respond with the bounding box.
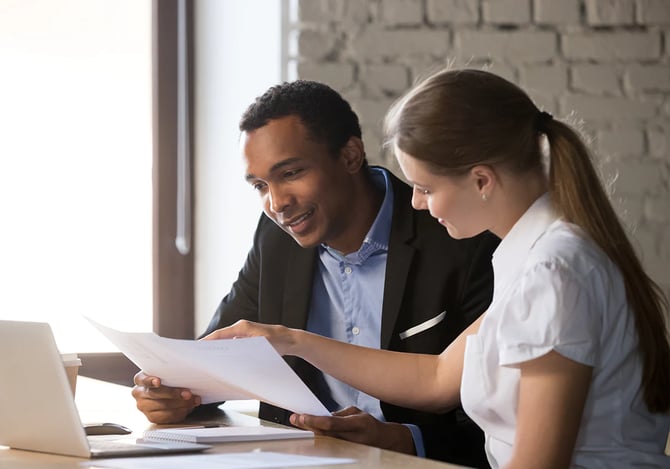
[385,68,669,412]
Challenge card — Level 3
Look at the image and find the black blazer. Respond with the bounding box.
[204,169,499,468]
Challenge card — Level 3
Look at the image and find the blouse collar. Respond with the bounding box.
[491,193,559,300]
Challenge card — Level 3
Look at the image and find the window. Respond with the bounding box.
[0,0,152,353]
[192,0,283,333]
[0,0,283,384]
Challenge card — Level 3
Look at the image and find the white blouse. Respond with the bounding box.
[461,194,670,468]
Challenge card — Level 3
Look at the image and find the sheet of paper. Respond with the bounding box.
[87,318,329,416]
[80,451,355,468]
[142,425,313,443]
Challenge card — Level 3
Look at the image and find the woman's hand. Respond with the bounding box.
[201,320,299,356]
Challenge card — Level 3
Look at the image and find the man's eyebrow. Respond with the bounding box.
[245,157,303,181]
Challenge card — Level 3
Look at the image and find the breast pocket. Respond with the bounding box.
[461,334,493,416]
[398,310,447,340]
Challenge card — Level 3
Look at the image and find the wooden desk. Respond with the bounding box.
[0,376,465,468]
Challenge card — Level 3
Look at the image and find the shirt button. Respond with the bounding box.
[344,266,353,274]
[352,326,360,335]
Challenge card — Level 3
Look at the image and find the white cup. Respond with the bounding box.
[61,353,82,396]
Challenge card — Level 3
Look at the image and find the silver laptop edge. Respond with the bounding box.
[0,320,209,458]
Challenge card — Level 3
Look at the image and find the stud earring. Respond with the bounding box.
[482,193,488,202]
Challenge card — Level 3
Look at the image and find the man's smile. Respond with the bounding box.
[281,208,315,233]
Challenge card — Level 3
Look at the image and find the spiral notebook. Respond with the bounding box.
[143,425,314,443]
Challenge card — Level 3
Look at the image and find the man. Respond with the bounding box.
[132,80,499,467]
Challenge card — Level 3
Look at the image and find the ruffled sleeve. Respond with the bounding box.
[497,260,601,368]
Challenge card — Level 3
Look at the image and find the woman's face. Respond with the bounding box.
[396,149,487,239]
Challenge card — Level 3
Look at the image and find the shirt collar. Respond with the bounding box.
[321,167,393,264]
[492,193,559,296]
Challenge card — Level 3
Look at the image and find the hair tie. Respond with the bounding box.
[536,111,553,131]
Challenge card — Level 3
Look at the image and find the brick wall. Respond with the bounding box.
[288,0,670,294]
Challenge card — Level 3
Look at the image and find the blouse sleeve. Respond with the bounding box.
[497,260,601,368]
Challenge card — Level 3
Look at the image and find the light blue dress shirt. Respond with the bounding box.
[306,167,425,456]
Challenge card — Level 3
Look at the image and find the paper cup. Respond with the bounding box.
[61,353,82,396]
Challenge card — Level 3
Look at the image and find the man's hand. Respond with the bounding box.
[289,406,416,455]
[131,371,201,424]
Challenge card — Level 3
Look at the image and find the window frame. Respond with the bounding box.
[80,0,195,386]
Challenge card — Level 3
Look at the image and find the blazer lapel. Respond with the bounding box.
[380,173,416,349]
[282,246,317,330]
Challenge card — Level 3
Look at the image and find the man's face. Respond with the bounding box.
[241,115,359,250]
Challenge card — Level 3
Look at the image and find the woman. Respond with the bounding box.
[205,69,670,468]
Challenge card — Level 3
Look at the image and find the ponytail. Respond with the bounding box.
[386,68,670,412]
[545,119,670,413]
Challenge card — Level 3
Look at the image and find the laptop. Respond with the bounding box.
[0,320,211,458]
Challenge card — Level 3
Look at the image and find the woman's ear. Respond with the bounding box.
[470,165,496,200]
[340,136,366,173]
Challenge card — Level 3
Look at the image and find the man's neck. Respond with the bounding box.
[327,173,385,255]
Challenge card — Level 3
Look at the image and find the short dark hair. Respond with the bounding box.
[239,80,362,156]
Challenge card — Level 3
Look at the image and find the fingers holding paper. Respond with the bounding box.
[289,407,416,455]
[202,320,298,356]
[202,319,450,413]
[131,371,201,424]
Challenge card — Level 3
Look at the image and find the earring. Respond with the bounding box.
[482,193,488,202]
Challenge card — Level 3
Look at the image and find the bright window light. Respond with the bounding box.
[0,0,152,352]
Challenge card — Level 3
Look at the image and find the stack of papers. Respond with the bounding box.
[87,318,330,416]
[142,425,313,443]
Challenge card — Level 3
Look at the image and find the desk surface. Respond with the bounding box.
[0,376,464,468]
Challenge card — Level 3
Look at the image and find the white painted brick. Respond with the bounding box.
[298,0,370,24]
[560,94,657,120]
[481,62,518,84]
[534,0,580,24]
[298,30,337,60]
[636,223,670,285]
[636,0,670,25]
[610,193,644,228]
[351,97,397,129]
[629,223,653,256]
[562,31,662,60]
[364,130,386,165]
[596,128,645,157]
[458,60,519,84]
[642,94,666,111]
[482,0,531,24]
[625,64,670,92]
[645,194,670,223]
[354,29,450,59]
[342,88,364,103]
[343,1,371,24]
[407,58,453,82]
[362,63,410,96]
[658,225,670,265]
[298,0,327,22]
[570,64,622,95]
[585,0,635,26]
[609,158,665,195]
[426,0,479,24]
[455,30,556,63]
[296,61,355,90]
[519,63,568,93]
[528,91,558,115]
[647,128,669,158]
[380,0,424,26]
